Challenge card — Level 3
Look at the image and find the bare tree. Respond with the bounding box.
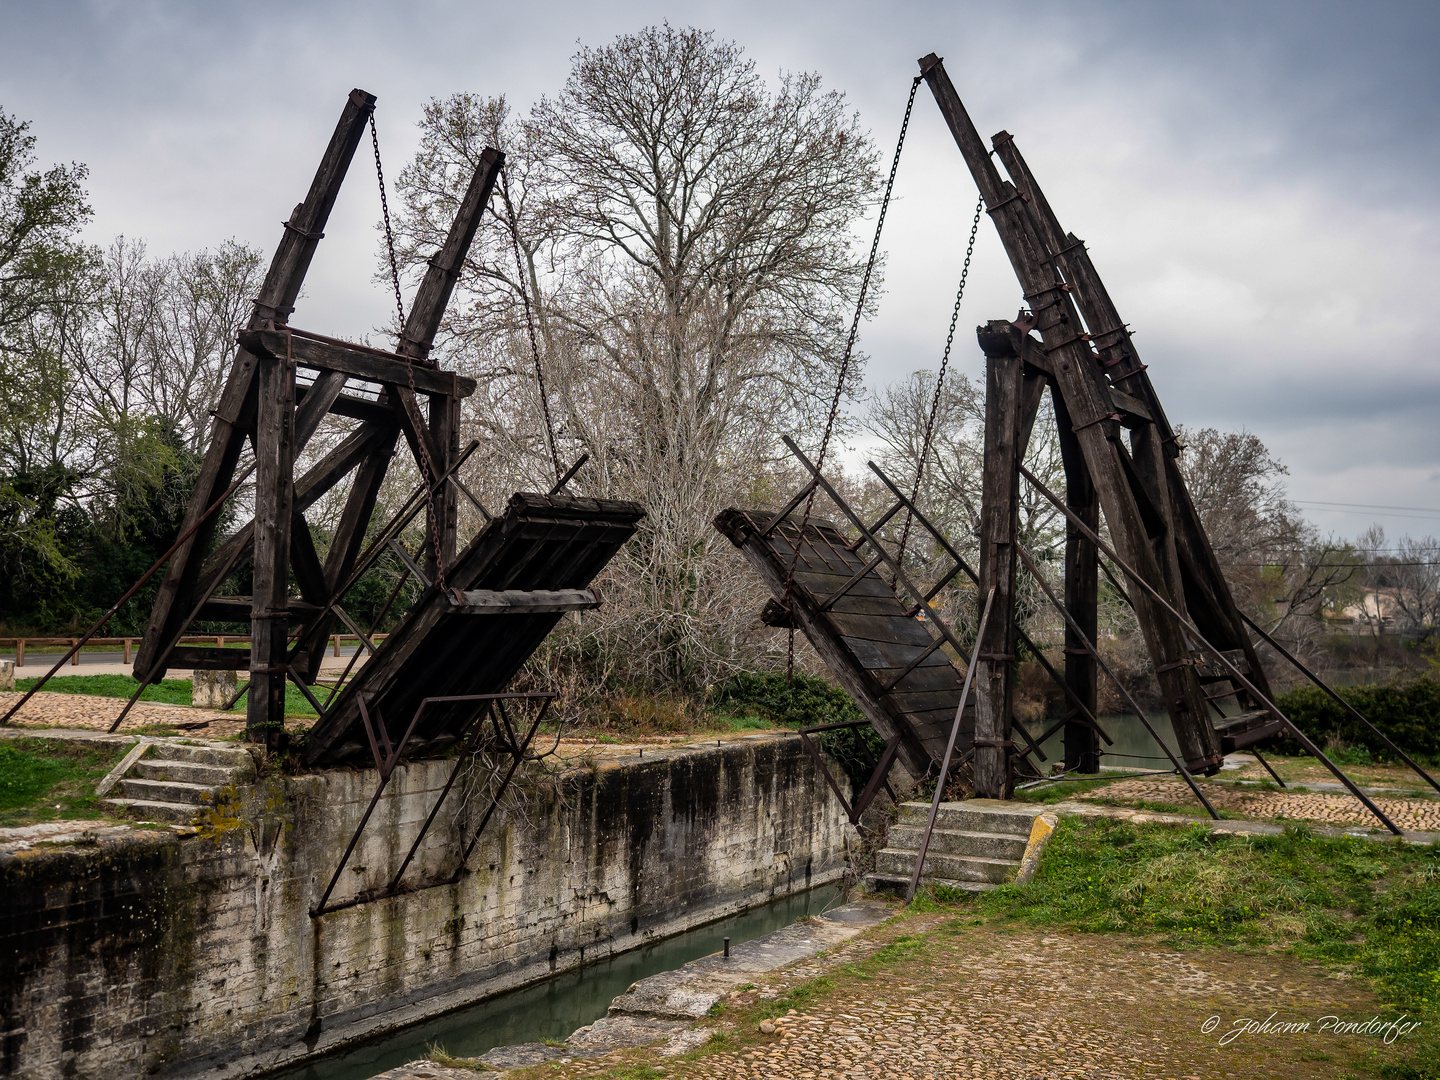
[142,241,264,453]
[395,25,881,690]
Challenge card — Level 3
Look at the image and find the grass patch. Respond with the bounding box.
[939,817,1440,1078]
[16,674,319,719]
[0,738,128,826]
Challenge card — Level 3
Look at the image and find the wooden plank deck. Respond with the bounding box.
[715,507,972,780]
[302,492,644,766]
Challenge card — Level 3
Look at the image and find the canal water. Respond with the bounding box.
[267,883,840,1080]
[1033,711,1182,771]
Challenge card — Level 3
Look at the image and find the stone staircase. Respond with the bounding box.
[103,741,257,825]
[867,799,1048,894]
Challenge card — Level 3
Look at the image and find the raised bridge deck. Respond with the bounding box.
[715,508,971,781]
[303,492,645,766]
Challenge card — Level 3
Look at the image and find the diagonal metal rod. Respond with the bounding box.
[1015,541,1219,819]
[783,436,977,678]
[449,704,550,879]
[1240,611,1440,796]
[908,587,995,902]
[2,463,255,725]
[108,539,249,733]
[867,458,1111,745]
[549,453,590,495]
[1018,462,1402,836]
[1249,746,1288,788]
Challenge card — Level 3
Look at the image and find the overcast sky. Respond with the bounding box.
[3,0,1437,540]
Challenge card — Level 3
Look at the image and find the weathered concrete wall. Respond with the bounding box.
[1,733,849,1080]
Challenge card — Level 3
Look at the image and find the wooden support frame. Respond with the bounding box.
[920,53,1222,773]
[125,95,506,746]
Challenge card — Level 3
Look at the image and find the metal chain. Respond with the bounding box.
[371,114,407,337]
[501,165,562,484]
[892,194,985,581]
[371,111,448,593]
[783,76,923,683]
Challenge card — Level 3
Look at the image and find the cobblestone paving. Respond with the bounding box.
[1077,776,1440,829]
[0,690,245,736]
[521,919,1400,1080]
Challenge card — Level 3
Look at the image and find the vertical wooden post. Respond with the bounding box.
[1053,390,1100,772]
[974,323,1024,798]
[249,347,297,747]
[428,391,460,571]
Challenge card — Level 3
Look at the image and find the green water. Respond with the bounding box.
[265,883,840,1080]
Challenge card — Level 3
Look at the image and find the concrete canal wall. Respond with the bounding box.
[1,732,850,1080]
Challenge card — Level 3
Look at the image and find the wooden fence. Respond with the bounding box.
[0,635,385,668]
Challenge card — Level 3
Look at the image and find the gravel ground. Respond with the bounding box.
[0,690,247,737]
[1076,776,1440,830]
[523,917,1402,1080]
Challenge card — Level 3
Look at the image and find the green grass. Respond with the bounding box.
[0,738,128,826]
[931,817,1440,1079]
[17,674,320,719]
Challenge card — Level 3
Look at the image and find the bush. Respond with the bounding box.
[712,671,887,790]
[1273,677,1440,762]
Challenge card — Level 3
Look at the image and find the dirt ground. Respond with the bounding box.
[526,914,1411,1080]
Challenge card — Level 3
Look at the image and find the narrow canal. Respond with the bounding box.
[266,883,841,1080]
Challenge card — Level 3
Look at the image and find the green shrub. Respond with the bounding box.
[712,671,887,790]
[1273,677,1440,761]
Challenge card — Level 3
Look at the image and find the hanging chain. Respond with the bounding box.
[892,193,985,582]
[371,111,448,594]
[783,76,923,683]
[502,165,563,484]
[371,114,407,336]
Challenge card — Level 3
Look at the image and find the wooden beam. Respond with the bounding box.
[449,588,600,614]
[240,328,476,398]
[973,322,1025,798]
[397,147,503,360]
[921,54,1221,772]
[1053,386,1100,773]
[170,646,251,670]
[196,424,387,591]
[133,90,376,682]
[249,343,296,746]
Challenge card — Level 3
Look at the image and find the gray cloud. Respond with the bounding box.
[2,0,1435,535]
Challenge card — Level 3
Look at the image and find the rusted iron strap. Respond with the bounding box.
[1072,411,1123,433]
[1108,366,1150,385]
[1040,239,1085,264]
[985,190,1029,214]
[1155,658,1194,674]
[1042,332,1093,354]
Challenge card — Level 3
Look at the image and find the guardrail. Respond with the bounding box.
[0,635,386,668]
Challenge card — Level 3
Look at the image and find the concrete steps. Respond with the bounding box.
[866,799,1048,895]
[103,742,255,825]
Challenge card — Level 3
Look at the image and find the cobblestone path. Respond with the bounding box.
[0,690,246,736]
[1077,776,1440,830]
[525,917,1403,1080]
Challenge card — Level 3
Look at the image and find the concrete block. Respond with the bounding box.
[193,669,238,709]
[0,658,13,690]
